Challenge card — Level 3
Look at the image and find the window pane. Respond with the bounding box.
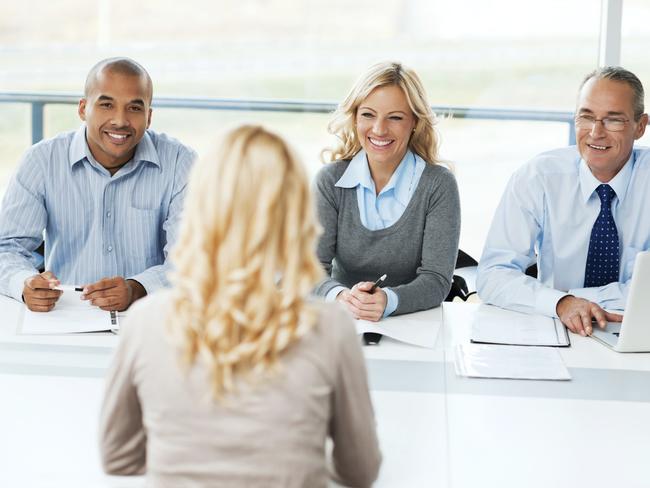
[621,0,650,145]
[0,0,600,257]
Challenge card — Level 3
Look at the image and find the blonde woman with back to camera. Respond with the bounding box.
[99,126,381,487]
[314,61,461,321]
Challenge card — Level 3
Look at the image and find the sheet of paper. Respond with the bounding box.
[454,343,571,380]
[356,316,441,349]
[20,290,118,335]
[470,305,569,347]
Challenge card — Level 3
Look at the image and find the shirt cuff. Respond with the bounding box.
[535,287,570,318]
[9,269,38,302]
[567,287,599,304]
[383,288,398,317]
[128,267,169,296]
[326,286,346,302]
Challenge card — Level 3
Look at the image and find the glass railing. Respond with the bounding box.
[0,92,576,146]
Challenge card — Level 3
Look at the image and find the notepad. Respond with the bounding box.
[20,290,119,335]
[355,316,440,349]
[454,343,571,380]
[470,305,569,347]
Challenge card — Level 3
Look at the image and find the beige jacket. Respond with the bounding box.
[99,291,381,487]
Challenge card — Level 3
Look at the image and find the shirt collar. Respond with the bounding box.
[68,126,89,167]
[68,125,161,170]
[335,150,376,191]
[579,151,634,204]
[335,150,417,205]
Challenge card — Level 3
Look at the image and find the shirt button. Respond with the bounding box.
[106,211,111,218]
[107,245,113,252]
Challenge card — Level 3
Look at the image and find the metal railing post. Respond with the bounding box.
[31,102,44,144]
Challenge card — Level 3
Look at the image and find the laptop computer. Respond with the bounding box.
[591,251,650,352]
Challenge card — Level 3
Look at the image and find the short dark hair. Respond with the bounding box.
[84,57,153,103]
[580,66,645,120]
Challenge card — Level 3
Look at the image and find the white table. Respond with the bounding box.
[1,296,649,487]
[441,304,650,488]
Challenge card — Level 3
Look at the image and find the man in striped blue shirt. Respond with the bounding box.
[0,58,196,312]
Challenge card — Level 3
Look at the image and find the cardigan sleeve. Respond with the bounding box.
[392,167,461,315]
[313,164,347,297]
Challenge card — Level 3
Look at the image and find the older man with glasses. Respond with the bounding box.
[477,66,650,336]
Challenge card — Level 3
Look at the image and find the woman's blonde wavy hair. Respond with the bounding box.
[324,61,440,165]
[169,125,323,399]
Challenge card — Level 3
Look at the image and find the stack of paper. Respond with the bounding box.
[470,305,570,347]
[20,290,118,335]
[355,317,440,349]
[454,343,571,380]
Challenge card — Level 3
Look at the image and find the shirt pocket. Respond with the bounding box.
[127,207,162,264]
[130,186,163,211]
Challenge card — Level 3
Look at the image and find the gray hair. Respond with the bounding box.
[84,57,153,102]
[580,66,645,120]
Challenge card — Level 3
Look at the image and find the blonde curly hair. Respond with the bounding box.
[325,61,439,165]
[169,125,323,399]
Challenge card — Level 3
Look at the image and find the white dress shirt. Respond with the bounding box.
[477,146,650,317]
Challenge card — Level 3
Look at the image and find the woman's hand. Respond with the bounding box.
[336,282,387,322]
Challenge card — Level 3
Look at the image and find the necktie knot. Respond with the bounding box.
[596,184,615,205]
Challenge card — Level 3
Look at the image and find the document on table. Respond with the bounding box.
[470,305,569,347]
[355,316,440,349]
[20,290,119,334]
[454,343,571,380]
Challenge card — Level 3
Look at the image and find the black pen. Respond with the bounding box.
[363,274,388,346]
[369,274,387,293]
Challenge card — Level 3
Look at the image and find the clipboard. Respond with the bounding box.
[470,305,570,347]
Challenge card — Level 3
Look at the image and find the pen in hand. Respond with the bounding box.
[369,274,387,293]
[363,274,387,346]
[53,285,84,292]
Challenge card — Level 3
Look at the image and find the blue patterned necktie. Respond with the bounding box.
[584,184,619,287]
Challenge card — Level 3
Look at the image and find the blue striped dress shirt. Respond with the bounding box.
[0,126,196,301]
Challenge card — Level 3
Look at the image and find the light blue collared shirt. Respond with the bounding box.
[0,126,196,302]
[477,146,650,317]
[325,149,425,316]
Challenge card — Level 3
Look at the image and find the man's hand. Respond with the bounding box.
[81,277,147,311]
[336,281,387,322]
[22,271,63,312]
[556,295,623,336]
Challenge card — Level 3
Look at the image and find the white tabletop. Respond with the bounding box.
[1,296,648,487]
[440,303,650,488]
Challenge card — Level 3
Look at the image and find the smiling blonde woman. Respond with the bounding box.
[99,125,381,487]
[315,61,461,321]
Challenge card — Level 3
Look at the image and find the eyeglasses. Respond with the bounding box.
[574,114,630,132]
